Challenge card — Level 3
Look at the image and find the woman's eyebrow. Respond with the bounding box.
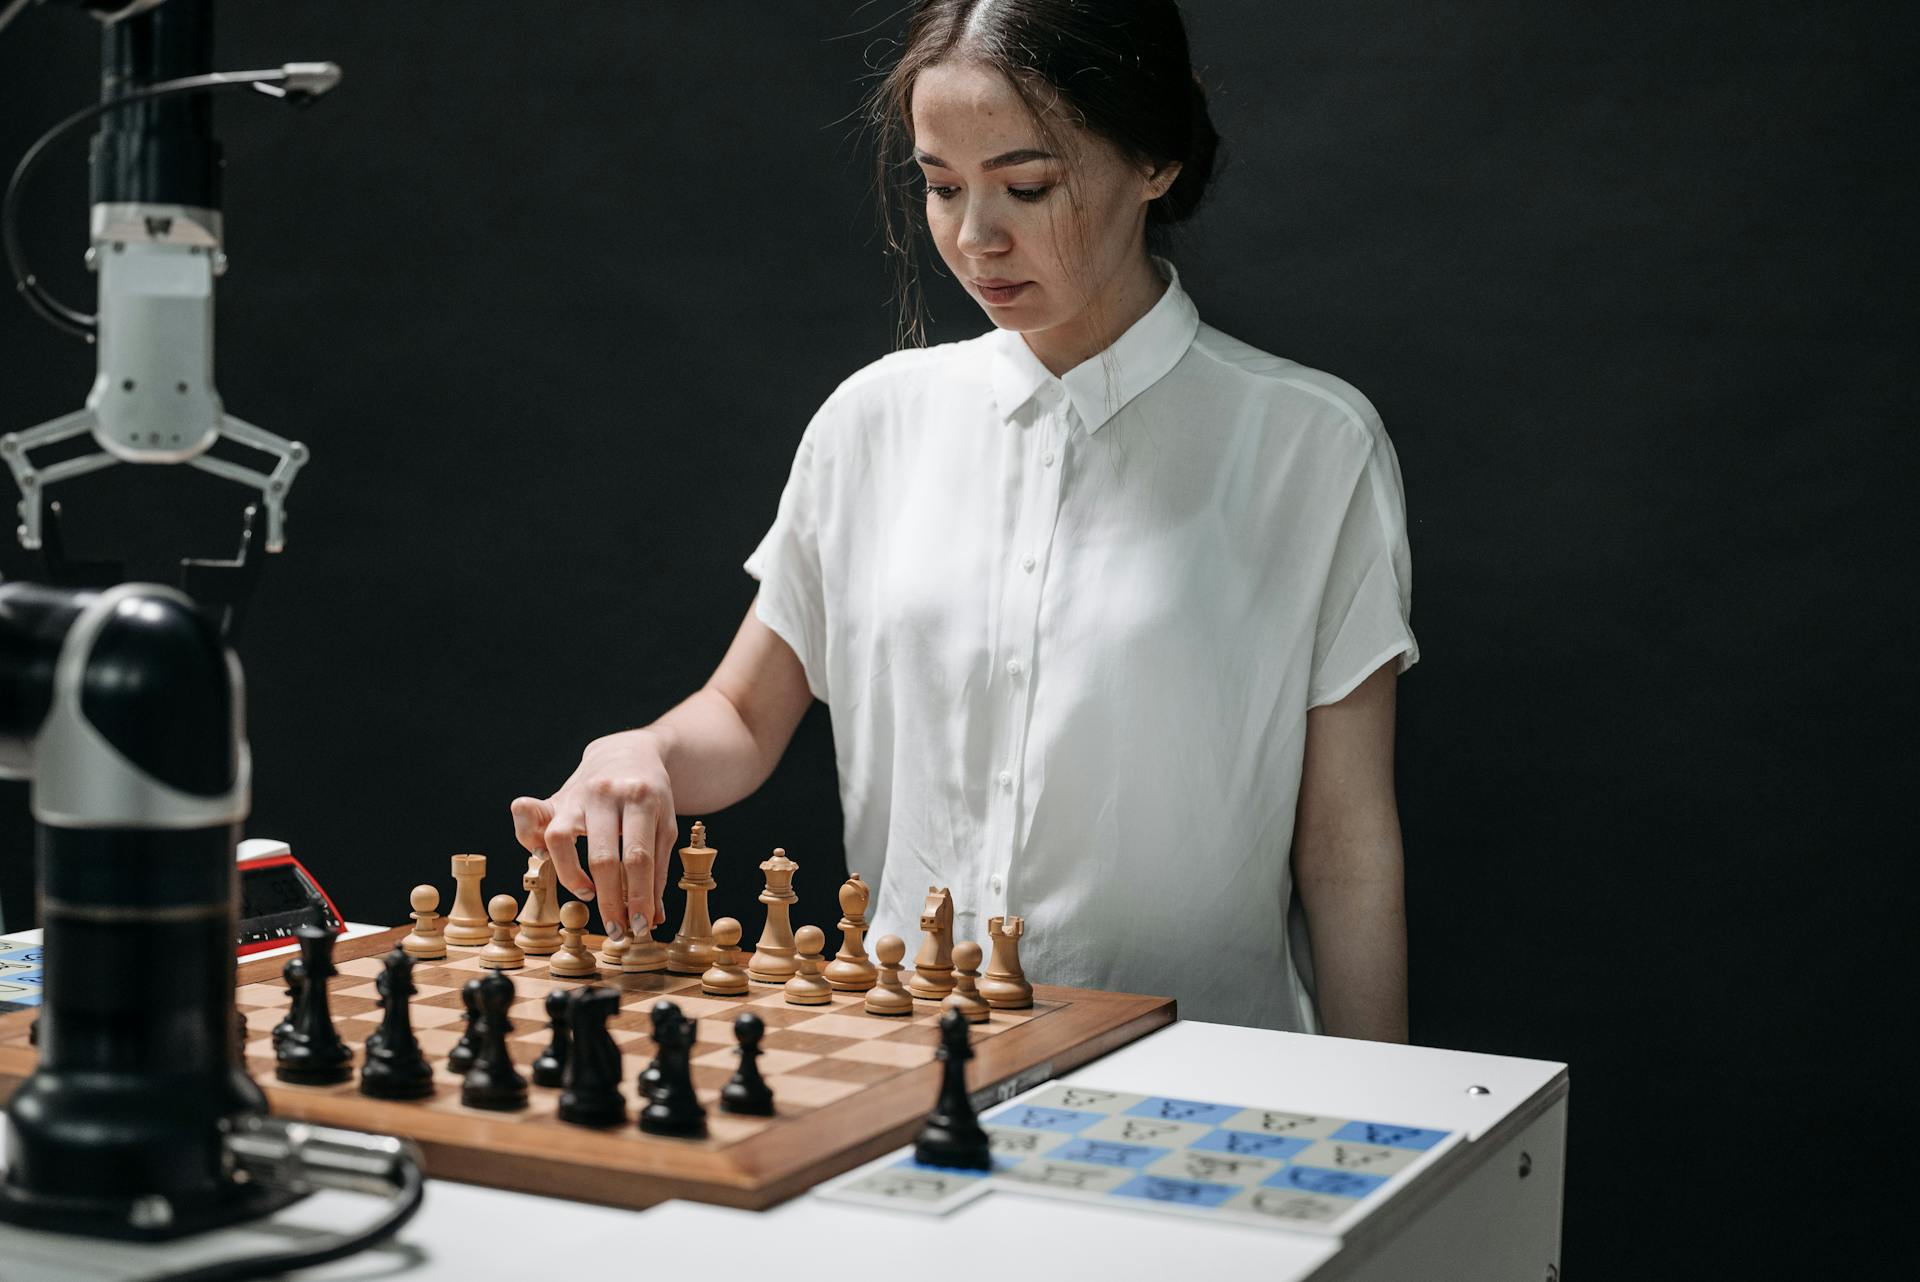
[914,147,1057,171]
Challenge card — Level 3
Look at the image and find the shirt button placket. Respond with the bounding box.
[990,391,1069,918]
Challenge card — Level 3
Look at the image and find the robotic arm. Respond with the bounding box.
[1,0,338,579]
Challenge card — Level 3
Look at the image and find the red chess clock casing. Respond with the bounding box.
[235,838,343,957]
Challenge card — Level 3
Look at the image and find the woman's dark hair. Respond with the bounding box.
[861,0,1225,353]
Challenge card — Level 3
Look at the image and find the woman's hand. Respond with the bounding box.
[510,728,678,939]
[507,595,816,942]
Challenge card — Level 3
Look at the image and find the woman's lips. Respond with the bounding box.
[978,280,1030,304]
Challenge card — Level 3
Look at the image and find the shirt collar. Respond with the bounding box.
[987,254,1201,435]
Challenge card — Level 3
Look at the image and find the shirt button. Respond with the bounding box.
[1020,554,1035,572]
[1042,451,1056,467]
[990,874,1005,894]
[997,770,1013,790]
[1006,658,1023,678]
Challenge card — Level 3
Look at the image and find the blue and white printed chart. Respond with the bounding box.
[0,943,43,1015]
[818,1082,1458,1233]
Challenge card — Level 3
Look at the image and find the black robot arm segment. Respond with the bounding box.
[4,61,340,340]
[0,582,264,1238]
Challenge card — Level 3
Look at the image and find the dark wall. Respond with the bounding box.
[1,3,1908,1275]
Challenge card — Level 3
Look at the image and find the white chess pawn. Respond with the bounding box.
[943,940,991,1023]
[702,918,750,996]
[864,934,914,1016]
[548,901,599,978]
[784,925,833,1006]
[402,884,447,959]
[479,893,526,970]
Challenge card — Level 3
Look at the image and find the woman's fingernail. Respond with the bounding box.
[578,886,595,900]
[605,918,627,943]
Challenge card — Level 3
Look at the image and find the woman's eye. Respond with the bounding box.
[923,185,1051,203]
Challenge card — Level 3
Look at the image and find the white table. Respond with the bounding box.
[0,965,1567,1282]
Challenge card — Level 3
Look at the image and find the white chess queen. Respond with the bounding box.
[511,0,1416,1038]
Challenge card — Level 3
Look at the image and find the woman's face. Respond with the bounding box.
[910,61,1178,342]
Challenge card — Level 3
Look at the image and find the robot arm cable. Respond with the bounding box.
[3,62,341,340]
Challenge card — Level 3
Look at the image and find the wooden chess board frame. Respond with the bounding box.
[0,926,1175,1212]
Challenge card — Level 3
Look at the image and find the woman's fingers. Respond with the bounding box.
[517,795,593,899]
[623,800,658,933]
[652,808,677,930]
[584,790,628,938]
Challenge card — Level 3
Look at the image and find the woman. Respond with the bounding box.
[512,0,1417,1039]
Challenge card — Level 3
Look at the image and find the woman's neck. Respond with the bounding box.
[1022,254,1170,379]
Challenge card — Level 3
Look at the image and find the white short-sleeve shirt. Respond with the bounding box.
[744,255,1418,1031]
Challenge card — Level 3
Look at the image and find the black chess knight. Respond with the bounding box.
[558,986,625,1128]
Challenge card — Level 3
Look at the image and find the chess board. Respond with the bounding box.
[0,927,1173,1212]
[819,1081,1459,1234]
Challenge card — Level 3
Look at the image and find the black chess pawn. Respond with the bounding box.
[636,999,673,1100]
[270,954,305,1051]
[720,1011,775,1116]
[638,1000,706,1138]
[531,988,571,1088]
[447,976,484,1075]
[558,986,626,1128]
[361,947,434,1100]
[460,969,528,1110]
[912,1008,991,1169]
[276,924,353,1085]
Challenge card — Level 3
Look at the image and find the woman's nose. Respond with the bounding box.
[956,199,1007,256]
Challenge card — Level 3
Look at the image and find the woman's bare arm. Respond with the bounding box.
[510,597,813,936]
[1291,659,1410,1042]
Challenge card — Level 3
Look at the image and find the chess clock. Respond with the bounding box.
[236,838,344,956]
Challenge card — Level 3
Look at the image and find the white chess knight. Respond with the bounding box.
[516,852,561,955]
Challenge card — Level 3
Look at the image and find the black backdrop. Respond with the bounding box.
[0,3,1909,1275]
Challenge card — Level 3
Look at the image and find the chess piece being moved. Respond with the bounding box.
[479,893,525,970]
[747,848,800,985]
[865,934,914,1016]
[445,852,491,946]
[702,917,750,996]
[913,1008,991,1170]
[276,924,352,1085]
[515,852,562,955]
[558,986,626,1128]
[549,901,599,978]
[624,924,667,973]
[907,885,956,999]
[666,820,717,974]
[447,977,484,1075]
[361,947,433,1099]
[531,989,570,1088]
[402,884,447,959]
[981,914,1033,1009]
[942,940,991,1024]
[825,873,876,992]
[721,1012,775,1116]
[638,1001,707,1138]
[461,969,528,1111]
[598,920,629,972]
[784,926,832,1006]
